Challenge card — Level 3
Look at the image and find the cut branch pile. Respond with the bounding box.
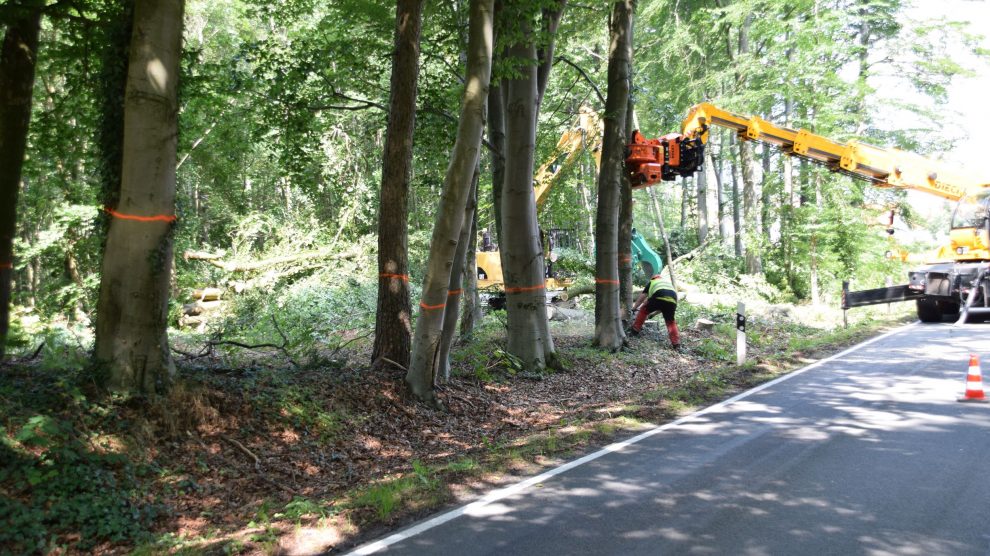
[179,288,224,330]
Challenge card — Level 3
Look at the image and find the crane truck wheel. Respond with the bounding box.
[939,300,960,319]
[916,298,942,323]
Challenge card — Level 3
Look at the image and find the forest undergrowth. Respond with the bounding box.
[1,282,914,555]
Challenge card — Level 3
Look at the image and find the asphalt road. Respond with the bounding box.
[348,322,990,556]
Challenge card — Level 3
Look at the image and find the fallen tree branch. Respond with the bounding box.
[329,330,373,360]
[27,342,45,361]
[171,345,209,359]
[0,342,47,367]
[183,250,223,261]
[377,356,409,372]
[190,432,298,495]
[671,238,714,266]
[183,246,360,273]
[563,284,595,298]
[221,434,261,470]
[206,339,300,368]
[177,114,224,170]
[209,340,284,351]
[270,315,290,349]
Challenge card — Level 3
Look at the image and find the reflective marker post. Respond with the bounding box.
[736,302,746,366]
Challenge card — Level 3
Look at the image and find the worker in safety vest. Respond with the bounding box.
[629,273,680,349]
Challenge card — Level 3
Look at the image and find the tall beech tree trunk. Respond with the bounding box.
[710,135,730,244]
[619,168,633,316]
[734,11,762,275]
[95,0,184,393]
[487,2,506,248]
[491,0,562,252]
[781,93,799,293]
[730,154,743,258]
[739,139,762,274]
[372,0,425,371]
[501,23,558,371]
[810,172,824,304]
[0,3,42,360]
[488,82,506,247]
[460,168,482,337]
[594,0,633,351]
[407,0,493,404]
[438,165,480,381]
[761,145,772,240]
[618,97,636,318]
[535,1,567,110]
[697,151,709,244]
[580,154,596,254]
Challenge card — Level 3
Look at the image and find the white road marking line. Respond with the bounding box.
[345,321,919,555]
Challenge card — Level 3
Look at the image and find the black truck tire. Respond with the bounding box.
[939,300,960,319]
[916,298,942,323]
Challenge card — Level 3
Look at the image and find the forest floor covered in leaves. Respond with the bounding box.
[1,305,915,555]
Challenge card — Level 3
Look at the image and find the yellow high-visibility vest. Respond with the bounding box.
[648,275,675,300]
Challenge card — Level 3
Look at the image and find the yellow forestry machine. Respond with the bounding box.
[625,102,990,323]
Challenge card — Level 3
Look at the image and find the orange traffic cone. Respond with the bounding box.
[958,354,988,403]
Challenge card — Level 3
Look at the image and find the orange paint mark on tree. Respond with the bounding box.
[104,207,176,223]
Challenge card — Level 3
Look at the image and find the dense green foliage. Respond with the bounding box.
[5,0,983,352]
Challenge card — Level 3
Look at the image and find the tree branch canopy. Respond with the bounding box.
[556,55,606,105]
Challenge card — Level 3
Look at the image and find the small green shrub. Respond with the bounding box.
[411,460,439,491]
[444,458,478,473]
[216,277,378,366]
[277,497,335,521]
[695,337,732,361]
[274,385,346,444]
[352,478,415,520]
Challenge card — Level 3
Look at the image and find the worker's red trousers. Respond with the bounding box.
[632,298,680,346]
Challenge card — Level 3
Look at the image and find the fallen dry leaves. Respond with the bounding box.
[139,325,726,554]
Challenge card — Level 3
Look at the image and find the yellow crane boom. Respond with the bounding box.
[626,101,990,323]
[680,102,984,201]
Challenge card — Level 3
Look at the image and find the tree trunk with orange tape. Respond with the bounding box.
[437,164,480,382]
[372,0,424,373]
[618,86,637,319]
[94,0,184,393]
[594,0,633,351]
[406,0,493,405]
[501,18,560,373]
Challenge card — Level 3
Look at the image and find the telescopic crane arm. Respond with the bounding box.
[624,102,990,323]
[626,102,986,202]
